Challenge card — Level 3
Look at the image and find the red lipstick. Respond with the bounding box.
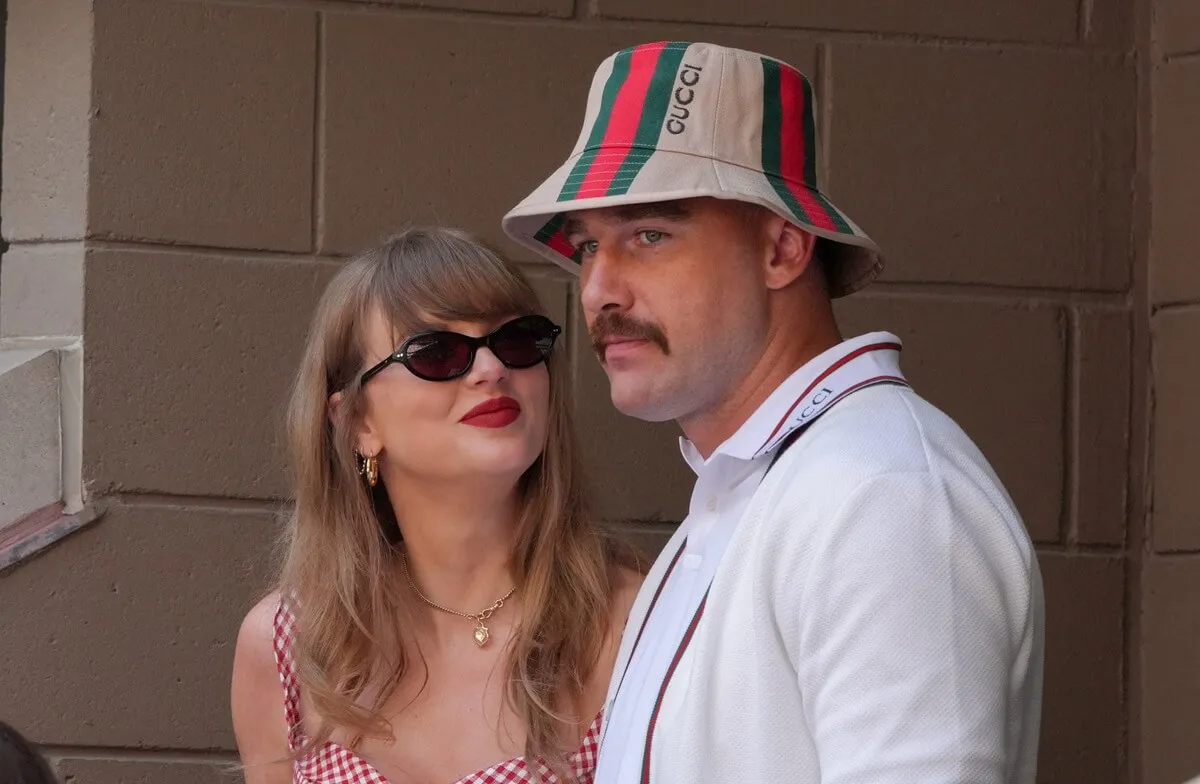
[460,396,521,428]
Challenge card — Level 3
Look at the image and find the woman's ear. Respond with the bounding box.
[327,391,343,427]
[330,389,383,458]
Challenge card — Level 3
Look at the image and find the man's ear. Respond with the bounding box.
[763,218,818,291]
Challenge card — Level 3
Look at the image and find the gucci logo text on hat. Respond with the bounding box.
[667,64,703,136]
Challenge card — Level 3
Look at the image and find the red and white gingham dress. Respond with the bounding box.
[272,598,601,784]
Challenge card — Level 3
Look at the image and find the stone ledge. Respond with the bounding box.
[0,501,106,573]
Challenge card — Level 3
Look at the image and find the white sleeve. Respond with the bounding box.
[793,469,1035,784]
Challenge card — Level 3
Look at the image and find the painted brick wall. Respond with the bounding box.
[0,0,1182,781]
[1140,0,1200,780]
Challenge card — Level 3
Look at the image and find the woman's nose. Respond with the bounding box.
[465,345,509,385]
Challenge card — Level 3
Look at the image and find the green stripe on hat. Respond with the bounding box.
[800,75,819,189]
[533,212,565,243]
[605,43,691,196]
[760,57,814,226]
[799,74,854,234]
[558,51,633,202]
[812,189,855,234]
[533,213,582,262]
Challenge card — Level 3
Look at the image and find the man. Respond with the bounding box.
[502,41,1043,783]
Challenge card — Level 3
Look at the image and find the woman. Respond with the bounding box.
[231,228,642,784]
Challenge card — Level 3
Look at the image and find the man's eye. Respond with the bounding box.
[577,240,599,255]
[638,230,665,244]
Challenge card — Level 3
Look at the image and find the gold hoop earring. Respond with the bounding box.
[359,453,379,487]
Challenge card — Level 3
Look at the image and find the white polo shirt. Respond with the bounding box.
[595,332,1043,784]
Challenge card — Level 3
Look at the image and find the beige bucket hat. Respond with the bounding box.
[501,41,884,297]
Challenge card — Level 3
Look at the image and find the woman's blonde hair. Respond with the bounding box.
[279,227,627,774]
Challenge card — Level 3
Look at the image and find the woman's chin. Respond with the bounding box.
[402,450,539,487]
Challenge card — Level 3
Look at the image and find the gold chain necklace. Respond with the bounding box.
[401,553,517,648]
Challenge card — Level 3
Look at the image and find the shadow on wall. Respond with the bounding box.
[0,719,58,784]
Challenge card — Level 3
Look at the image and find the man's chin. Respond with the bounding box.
[608,381,677,423]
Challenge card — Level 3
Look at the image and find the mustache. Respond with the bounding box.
[589,312,670,357]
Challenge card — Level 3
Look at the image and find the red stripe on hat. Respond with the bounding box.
[575,42,668,198]
[543,230,576,259]
[776,65,838,232]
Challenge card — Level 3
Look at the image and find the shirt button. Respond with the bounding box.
[705,497,718,512]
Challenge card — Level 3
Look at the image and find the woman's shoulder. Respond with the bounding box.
[235,590,285,671]
[576,564,643,716]
[603,530,649,606]
[611,565,645,626]
[231,589,294,774]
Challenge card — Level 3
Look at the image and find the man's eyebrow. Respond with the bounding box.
[562,201,693,240]
[562,215,585,240]
[611,200,692,223]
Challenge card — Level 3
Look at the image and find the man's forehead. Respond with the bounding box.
[562,200,694,236]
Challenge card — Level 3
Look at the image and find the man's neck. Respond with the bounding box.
[680,316,842,459]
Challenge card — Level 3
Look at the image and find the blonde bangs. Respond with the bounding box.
[359,229,544,361]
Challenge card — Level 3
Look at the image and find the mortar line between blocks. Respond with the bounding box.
[1063,307,1081,546]
[109,492,288,512]
[816,41,833,189]
[42,746,239,764]
[1077,0,1095,43]
[196,1,1125,52]
[312,12,327,253]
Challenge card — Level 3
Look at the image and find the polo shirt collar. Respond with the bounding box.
[680,332,905,473]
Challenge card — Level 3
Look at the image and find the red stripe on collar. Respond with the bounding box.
[757,341,902,452]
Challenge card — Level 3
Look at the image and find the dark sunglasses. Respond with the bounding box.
[360,314,562,384]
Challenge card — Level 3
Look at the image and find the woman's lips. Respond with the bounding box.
[460,396,522,428]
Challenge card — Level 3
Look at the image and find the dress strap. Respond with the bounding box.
[569,710,603,778]
[271,593,307,752]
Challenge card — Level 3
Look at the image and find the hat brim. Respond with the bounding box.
[502,147,884,298]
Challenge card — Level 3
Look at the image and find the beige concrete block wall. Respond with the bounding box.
[1141,0,1200,779]
[0,0,92,547]
[0,243,86,337]
[0,0,91,242]
[0,0,1187,781]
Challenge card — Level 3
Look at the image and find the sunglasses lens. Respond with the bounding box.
[406,335,472,380]
[492,317,556,368]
